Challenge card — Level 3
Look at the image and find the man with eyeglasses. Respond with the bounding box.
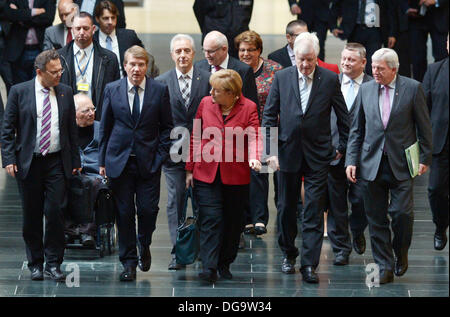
[1,49,81,282]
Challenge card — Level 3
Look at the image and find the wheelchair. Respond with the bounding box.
[65,173,117,258]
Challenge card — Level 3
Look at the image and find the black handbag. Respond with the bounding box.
[175,187,199,265]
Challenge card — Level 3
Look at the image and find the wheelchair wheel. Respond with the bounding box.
[99,226,108,258]
[107,224,117,255]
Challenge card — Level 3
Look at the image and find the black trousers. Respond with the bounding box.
[110,157,161,269]
[327,160,368,256]
[409,26,448,81]
[348,25,382,76]
[277,163,328,269]
[364,155,414,273]
[246,169,269,226]
[194,171,249,273]
[428,136,449,233]
[313,19,328,61]
[393,31,412,78]
[0,36,13,93]
[16,152,66,270]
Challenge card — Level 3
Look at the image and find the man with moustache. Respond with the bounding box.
[156,34,210,270]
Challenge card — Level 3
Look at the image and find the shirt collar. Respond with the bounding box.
[218,54,229,70]
[127,77,146,92]
[73,42,94,56]
[287,44,295,57]
[175,66,194,80]
[35,77,53,93]
[297,67,315,81]
[381,75,397,89]
[343,72,365,86]
[99,29,116,42]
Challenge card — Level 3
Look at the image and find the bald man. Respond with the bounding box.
[43,0,78,50]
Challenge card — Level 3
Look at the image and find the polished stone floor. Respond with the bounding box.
[0,165,448,298]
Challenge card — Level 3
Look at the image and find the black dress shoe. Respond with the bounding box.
[120,267,136,282]
[281,257,296,274]
[394,254,408,277]
[218,266,232,280]
[81,233,95,247]
[30,267,44,281]
[353,234,366,254]
[44,266,66,282]
[379,270,394,284]
[198,270,218,283]
[434,231,448,251]
[254,225,267,236]
[168,258,185,270]
[300,266,319,284]
[138,245,151,272]
[244,225,255,235]
[333,253,349,266]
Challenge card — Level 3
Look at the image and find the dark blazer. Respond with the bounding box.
[288,0,331,25]
[74,0,126,29]
[1,79,80,179]
[58,40,120,119]
[195,56,259,115]
[329,0,396,40]
[0,91,4,130]
[185,95,260,185]
[268,45,292,68]
[405,0,449,33]
[330,72,372,165]
[422,57,449,155]
[4,0,56,62]
[262,65,349,172]
[43,22,66,50]
[99,77,173,178]
[346,75,433,181]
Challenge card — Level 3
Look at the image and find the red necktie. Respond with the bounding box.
[214,65,222,72]
[66,28,72,44]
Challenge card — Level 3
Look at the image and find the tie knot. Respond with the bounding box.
[42,87,49,94]
[133,85,139,93]
[106,35,112,42]
[214,65,222,72]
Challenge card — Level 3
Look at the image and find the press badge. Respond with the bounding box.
[77,83,90,92]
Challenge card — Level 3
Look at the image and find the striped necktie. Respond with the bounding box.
[39,88,51,156]
[180,74,190,108]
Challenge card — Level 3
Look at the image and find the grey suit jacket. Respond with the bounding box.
[43,23,66,50]
[345,75,433,181]
[330,73,373,165]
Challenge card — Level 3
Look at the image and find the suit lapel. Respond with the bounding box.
[282,45,292,67]
[120,77,133,124]
[29,79,37,129]
[290,67,302,115]
[304,67,321,115]
[170,69,186,110]
[386,76,405,129]
[54,85,65,131]
[137,77,153,126]
[369,81,383,127]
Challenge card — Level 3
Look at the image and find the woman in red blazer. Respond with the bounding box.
[186,69,261,283]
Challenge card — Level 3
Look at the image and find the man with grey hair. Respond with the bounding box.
[263,32,349,283]
[326,42,373,266]
[156,34,210,270]
[346,48,432,284]
[196,30,259,111]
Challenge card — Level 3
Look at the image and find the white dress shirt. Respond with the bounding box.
[34,79,60,153]
[287,45,296,66]
[378,75,396,120]
[73,42,94,99]
[297,68,315,113]
[98,30,123,77]
[341,72,365,110]
[211,55,229,72]
[127,77,146,114]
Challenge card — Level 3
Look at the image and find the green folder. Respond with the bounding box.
[405,141,420,178]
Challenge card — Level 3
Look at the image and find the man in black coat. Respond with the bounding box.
[329,0,397,75]
[93,0,159,78]
[58,12,120,120]
[3,0,56,85]
[263,32,349,284]
[74,0,125,28]
[0,0,13,92]
[1,49,81,282]
[193,0,253,58]
[423,36,449,251]
[195,30,259,115]
[288,0,331,61]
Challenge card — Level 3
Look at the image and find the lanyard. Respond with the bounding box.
[75,47,94,79]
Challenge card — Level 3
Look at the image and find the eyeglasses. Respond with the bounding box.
[80,107,96,114]
[238,48,258,53]
[46,68,65,76]
[289,33,302,38]
[202,47,222,55]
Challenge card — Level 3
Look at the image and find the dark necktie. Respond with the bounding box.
[132,85,140,124]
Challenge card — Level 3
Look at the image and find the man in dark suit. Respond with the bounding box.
[330,0,397,75]
[156,34,210,270]
[262,32,349,283]
[288,0,331,61]
[0,0,13,93]
[43,0,77,50]
[58,12,120,120]
[93,0,159,78]
[403,0,449,81]
[74,0,125,28]
[346,48,432,284]
[99,45,173,281]
[196,31,259,114]
[1,49,81,281]
[423,36,449,251]
[327,43,372,266]
[4,0,56,85]
[193,0,253,58]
